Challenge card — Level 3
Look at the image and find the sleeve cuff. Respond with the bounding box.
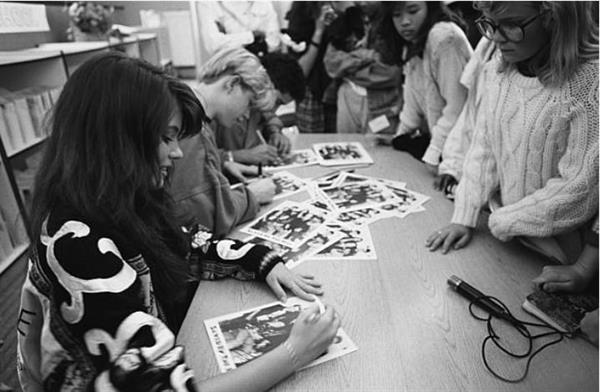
[451,204,480,228]
[422,145,442,166]
[240,243,283,280]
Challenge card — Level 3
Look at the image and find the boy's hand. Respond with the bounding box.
[223,161,258,183]
[236,144,279,165]
[269,133,291,155]
[426,224,473,253]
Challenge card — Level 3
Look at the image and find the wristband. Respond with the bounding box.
[310,40,321,49]
[283,340,300,368]
[226,150,234,163]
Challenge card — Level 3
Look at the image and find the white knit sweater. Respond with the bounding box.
[452,57,599,241]
[398,21,472,165]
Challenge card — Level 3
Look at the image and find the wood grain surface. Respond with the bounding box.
[177,134,598,392]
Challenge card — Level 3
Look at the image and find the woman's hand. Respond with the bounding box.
[425,223,473,253]
[266,263,323,303]
[581,309,599,346]
[532,264,593,293]
[286,304,340,368]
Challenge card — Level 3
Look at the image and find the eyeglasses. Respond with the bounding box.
[475,14,540,43]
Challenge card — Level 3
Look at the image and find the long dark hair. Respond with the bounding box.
[30,52,204,310]
[374,1,466,65]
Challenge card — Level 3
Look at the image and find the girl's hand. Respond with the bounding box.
[286,304,340,368]
[316,5,336,33]
[532,264,592,293]
[424,163,438,175]
[426,224,473,253]
[265,263,323,303]
[433,174,457,192]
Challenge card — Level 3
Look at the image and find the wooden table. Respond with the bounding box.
[178,134,598,392]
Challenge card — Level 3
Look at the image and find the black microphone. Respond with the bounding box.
[447,275,510,320]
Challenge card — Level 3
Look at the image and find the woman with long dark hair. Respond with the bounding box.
[18,52,339,391]
[377,2,471,170]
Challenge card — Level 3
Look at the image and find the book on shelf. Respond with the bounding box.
[13,97,37,144]
[522,288,599,334]
[1,99,26,153]
[0,85,61,155]
[0,215,10,260]
[0,162,28,250]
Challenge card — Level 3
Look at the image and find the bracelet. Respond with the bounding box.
[226,150,234,163]
[283,340,300,368]
[310,40,321,49]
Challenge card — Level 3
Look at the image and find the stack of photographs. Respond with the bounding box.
[205,297,357,373]
[264,149,320,172]
[242,171,430,269]
[312,142,373,167]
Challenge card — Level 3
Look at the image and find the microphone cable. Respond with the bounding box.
[467,295,568,383]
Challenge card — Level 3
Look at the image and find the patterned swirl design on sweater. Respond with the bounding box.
[41,220,137,324]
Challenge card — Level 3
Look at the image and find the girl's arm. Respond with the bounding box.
[197,304,340,392]
[422,33,471,166]
[488,73,599,240]
[288,5,328,77]
[189,229,322,302]
[323,44,375,79]
[348,60,401,90]
[397,75,422,136]
[451,99,499,228]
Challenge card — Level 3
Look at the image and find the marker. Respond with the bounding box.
[256,130,267,177]
[312,295,325,315]
[256,129,268,145]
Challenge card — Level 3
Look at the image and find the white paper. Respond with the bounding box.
[0,3,49,33]
[368,115,390,134]
[241,201,331,249]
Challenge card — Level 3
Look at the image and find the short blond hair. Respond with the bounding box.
[198,47,276,111]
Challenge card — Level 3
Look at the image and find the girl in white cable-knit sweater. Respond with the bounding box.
[426,2,598,269]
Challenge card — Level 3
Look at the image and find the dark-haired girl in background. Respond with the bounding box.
[377,1,471,172]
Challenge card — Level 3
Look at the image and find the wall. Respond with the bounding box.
[0,1,189,51]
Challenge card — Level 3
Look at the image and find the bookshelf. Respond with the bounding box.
[0,33,160,274]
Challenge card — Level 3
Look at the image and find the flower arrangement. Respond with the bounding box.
[66,2,114,41]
